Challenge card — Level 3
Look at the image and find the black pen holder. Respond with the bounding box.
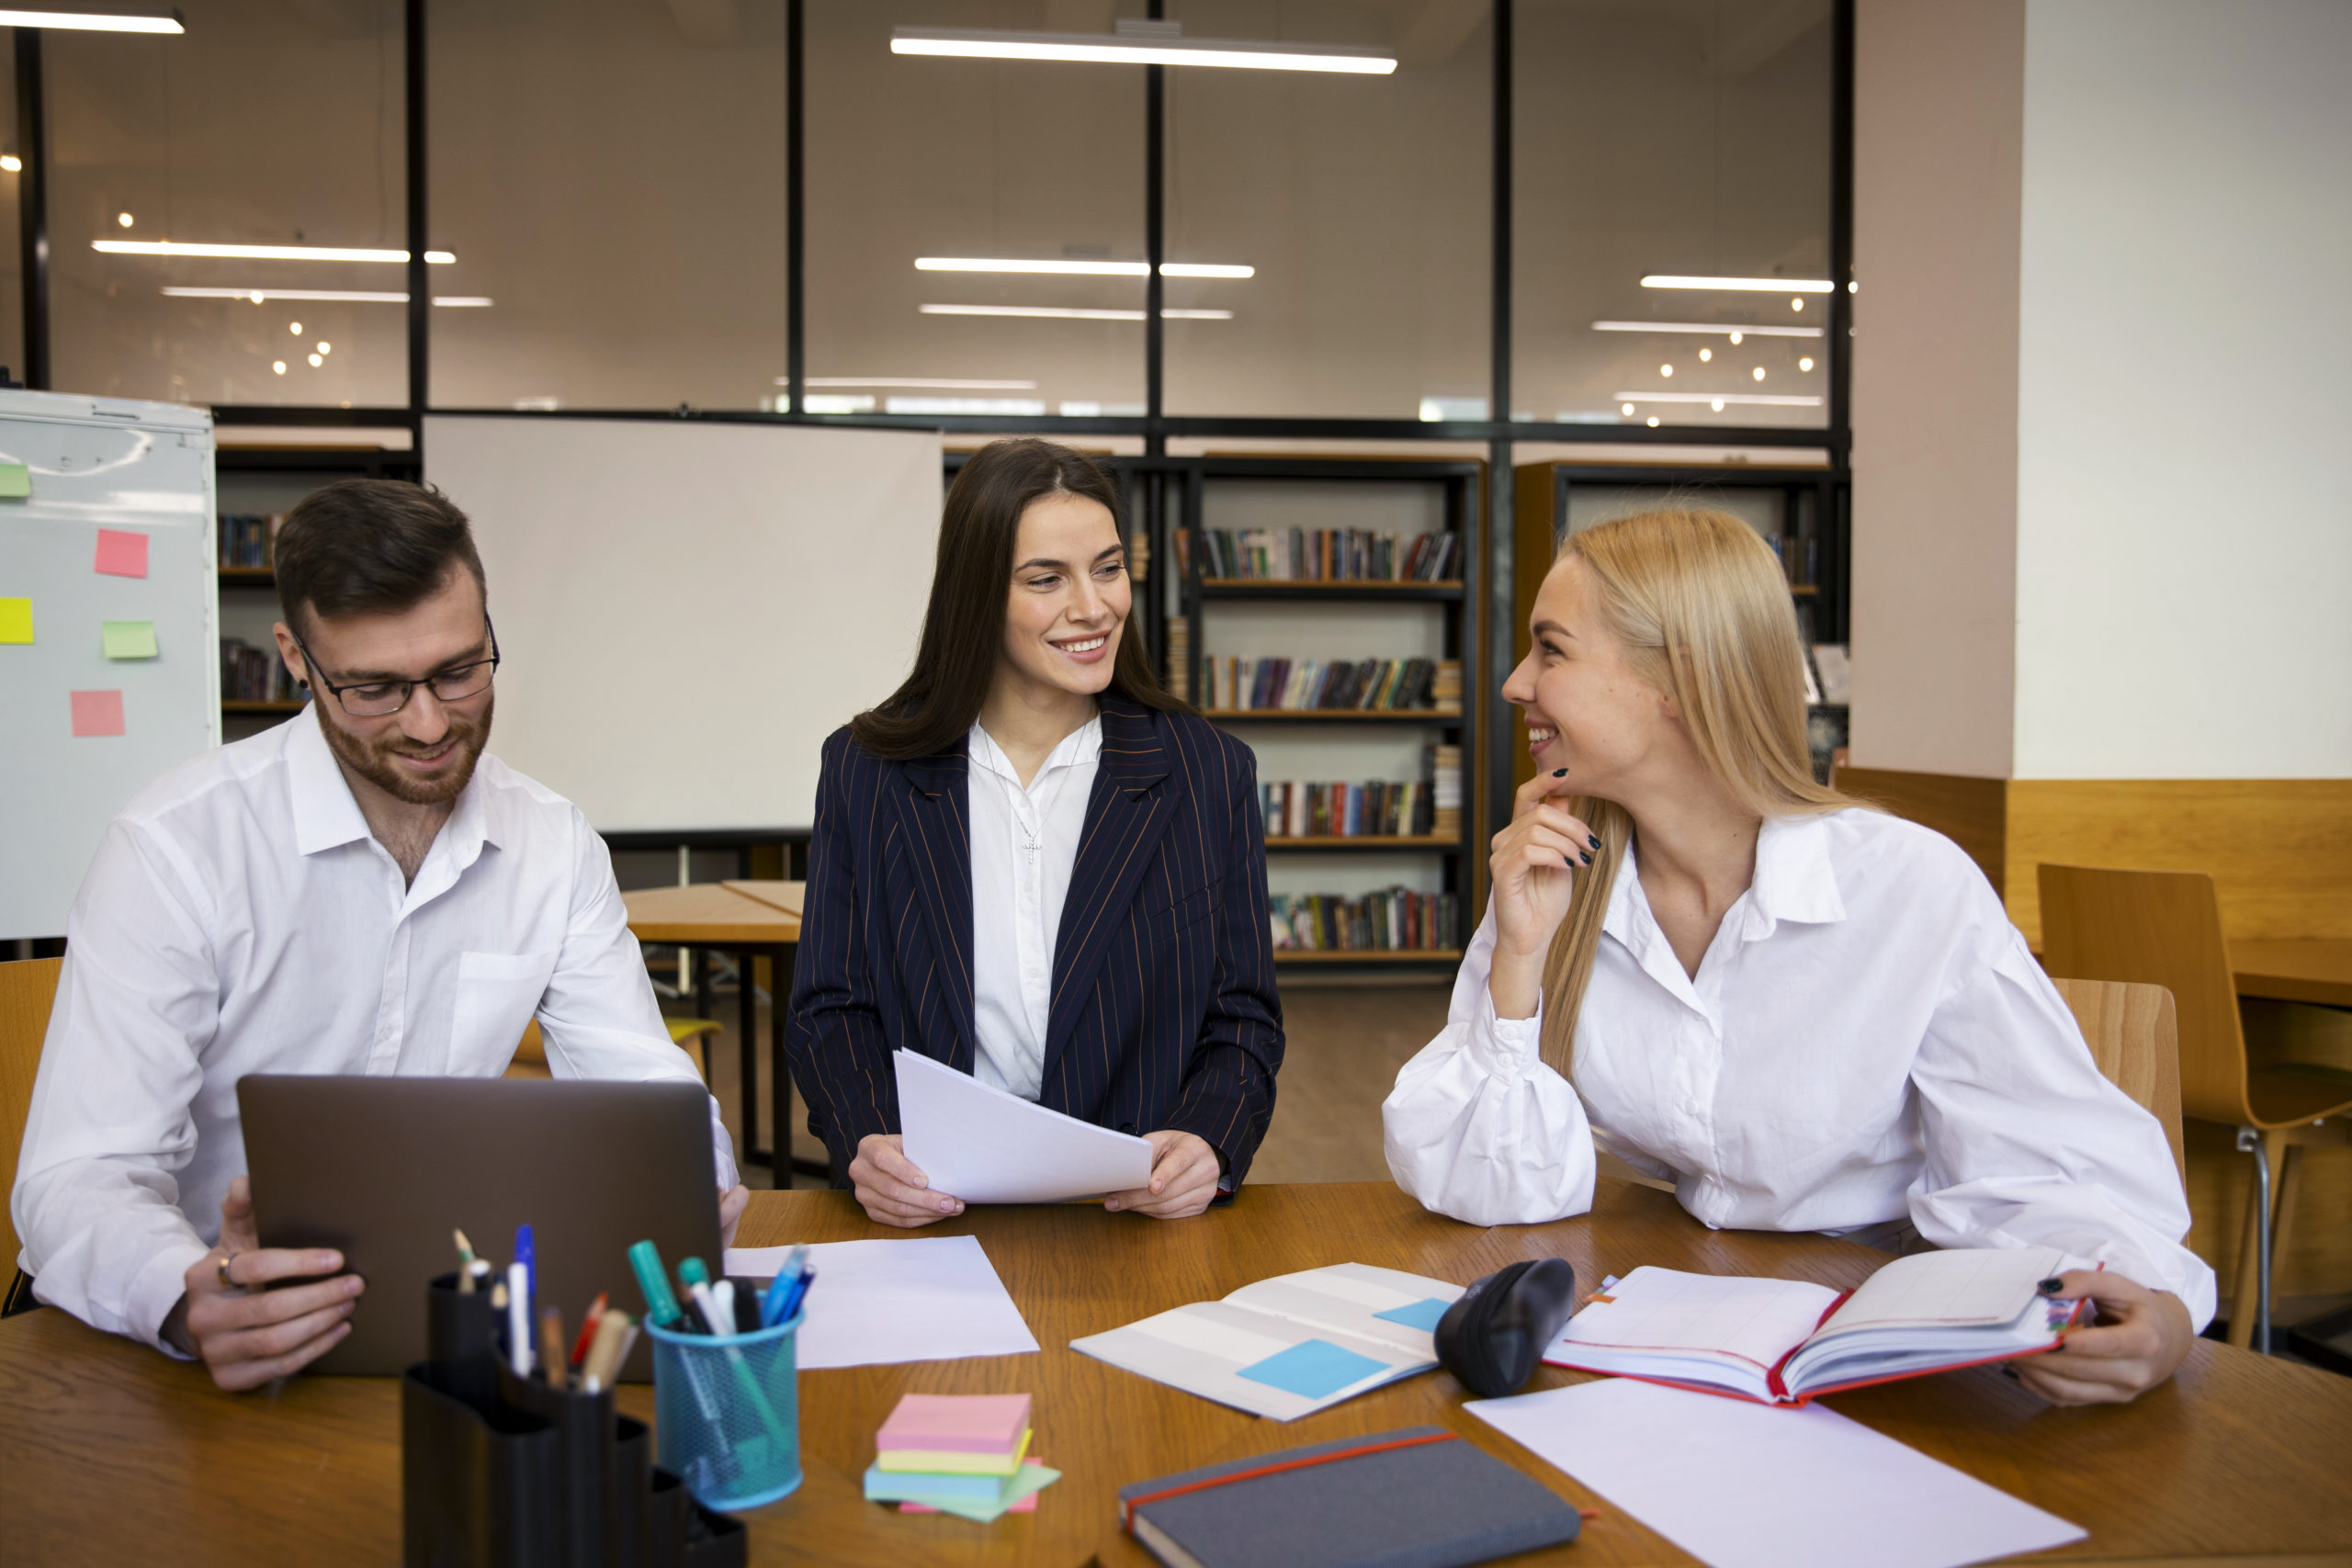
[402,1274,747,1568]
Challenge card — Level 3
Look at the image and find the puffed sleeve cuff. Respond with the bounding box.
[1465,987,1545,1085]
[131,1238,210,1358]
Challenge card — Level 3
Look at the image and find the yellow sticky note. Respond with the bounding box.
[0,597,31,643]
[103,619,159,659]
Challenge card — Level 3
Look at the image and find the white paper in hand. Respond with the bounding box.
[895,1048,1154,1203]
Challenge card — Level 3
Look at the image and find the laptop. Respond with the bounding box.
[238,1075,721,1380]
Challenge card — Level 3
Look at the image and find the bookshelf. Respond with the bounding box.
[214,444,420,739]
[1169,457,1485,974]
[1509,460,1850,795]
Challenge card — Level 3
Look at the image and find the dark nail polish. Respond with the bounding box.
[1552,768,1568,777]
[2000,1365,2019,1380]
[2037,1278,2064,1294]
[1588,834,1601,850]
[1579,852,1592,865]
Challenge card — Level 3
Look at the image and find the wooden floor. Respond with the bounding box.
[671,974,1454,1191]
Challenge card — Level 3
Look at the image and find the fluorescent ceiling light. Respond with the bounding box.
[96,240,455,263]
[793,377,1039,389]
[887,397,1048,416]
[161,286,490,305]
[0,6,184,33]
[892,26,1395,74]
[921,303,1231,321]
[1591,319,1821,339]
[1642,276,1834,293]
[1611,391,1823,407]
[916,256,1253,278]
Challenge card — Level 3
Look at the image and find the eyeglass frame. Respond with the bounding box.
[291,617,502,717]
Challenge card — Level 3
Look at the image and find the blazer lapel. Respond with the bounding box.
[889,743,978,1072]
[1040,698,1178,1078]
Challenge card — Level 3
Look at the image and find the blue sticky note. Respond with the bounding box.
[1373,1297,1451,1332]
[1235,1337,1389,1399]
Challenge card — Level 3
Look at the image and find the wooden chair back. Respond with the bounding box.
[2038,863,2250,1129]
[2048,976,2186,1185]
[0,960,64,1276]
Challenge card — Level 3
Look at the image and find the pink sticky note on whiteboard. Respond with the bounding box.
[70,689,126,737]
[95,529,149,578]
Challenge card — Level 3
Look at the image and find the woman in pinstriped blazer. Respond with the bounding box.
[785,439,1284,1227]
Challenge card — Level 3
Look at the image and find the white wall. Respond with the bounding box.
[2013,0,2352,778]
[1848,0,2023,778]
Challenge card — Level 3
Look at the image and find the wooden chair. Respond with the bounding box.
[2047,978,2185,1184]
[503,1017,720,1083]
[2039,863,2352,1351]
[1,959,63,1317]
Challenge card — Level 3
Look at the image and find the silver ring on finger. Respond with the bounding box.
[215,1251,238,1291]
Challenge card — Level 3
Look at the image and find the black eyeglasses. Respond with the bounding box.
[294,620,501,717]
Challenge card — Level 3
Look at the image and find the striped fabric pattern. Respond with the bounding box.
[786,694,1285,1190]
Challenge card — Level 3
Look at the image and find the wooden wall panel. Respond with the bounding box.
[1831,765,2009,893]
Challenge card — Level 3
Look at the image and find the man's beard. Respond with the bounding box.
[317,690,493,806]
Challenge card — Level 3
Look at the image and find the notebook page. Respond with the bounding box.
[1551,1268,1838,1371]
[1812,1247,2065,1340]
[1222,1263,1464,1358]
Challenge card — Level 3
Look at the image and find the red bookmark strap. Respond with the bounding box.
[1121,1432,1460,1527]
[1765,1288,1853,1403]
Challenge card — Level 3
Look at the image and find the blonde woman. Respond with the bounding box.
[1383,509,2210,1404]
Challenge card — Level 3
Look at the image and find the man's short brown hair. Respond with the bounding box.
[274,479,486,637]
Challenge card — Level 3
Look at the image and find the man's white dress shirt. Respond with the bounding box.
[1382,808,2215,1328]
[11,705,735,1351]
[966,716,1102,1101]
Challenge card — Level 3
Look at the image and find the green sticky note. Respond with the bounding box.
[0,462,28,499]
[102,619,158,659]
[0,597,31,643]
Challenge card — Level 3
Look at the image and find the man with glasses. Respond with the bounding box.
[11,479,745,1388]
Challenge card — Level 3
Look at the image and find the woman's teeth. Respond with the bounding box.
[1057,637,1106,653]
[1528,725,1558,745]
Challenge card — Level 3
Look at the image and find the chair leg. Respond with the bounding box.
[2232,1127,2277,1354]
[2269,1142,2305,1281]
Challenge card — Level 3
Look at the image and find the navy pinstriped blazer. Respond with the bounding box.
[785,694,1284,1190]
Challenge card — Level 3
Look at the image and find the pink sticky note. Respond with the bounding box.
[70,689,125,737]
[95,529,149,578]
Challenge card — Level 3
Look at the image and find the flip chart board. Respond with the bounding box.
[0,391,220,941]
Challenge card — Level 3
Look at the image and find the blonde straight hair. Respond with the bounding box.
[1539,508,1859,1078]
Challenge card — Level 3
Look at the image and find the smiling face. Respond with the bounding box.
[996,490,1129,704]
[1500,552,1677,800]
[277,564,495,806]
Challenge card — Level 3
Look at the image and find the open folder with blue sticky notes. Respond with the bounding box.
[1070,1262,1465,1420]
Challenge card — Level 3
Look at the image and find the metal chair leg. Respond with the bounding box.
[2234,1125,2273,1354]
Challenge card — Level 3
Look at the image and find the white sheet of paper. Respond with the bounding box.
[1465,1378,2085,1568]
[721,1236,1040,1370]
[894,1048,1154,1203]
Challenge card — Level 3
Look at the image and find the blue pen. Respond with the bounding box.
[514,1223,536,1325]
[759,1247,808,1328]
[775,1265,815,1325]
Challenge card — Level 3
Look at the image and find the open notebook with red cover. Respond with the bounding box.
[1543,1247,2088,1405]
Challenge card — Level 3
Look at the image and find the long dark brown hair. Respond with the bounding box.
[849,438,1186,760]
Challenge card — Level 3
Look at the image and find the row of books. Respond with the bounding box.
[1268,888,1460,953]
[220,637,303,703]
[1262,780,1438,840]
[1177,527,1462,582]
[1164,615,1193,703]
[1202,656,1457,713]
[218,513,286,570]
[1767,534,1818,589]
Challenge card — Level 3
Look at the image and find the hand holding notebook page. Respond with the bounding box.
[1545,1247,2085,1404]
[895,1048,1155,1204]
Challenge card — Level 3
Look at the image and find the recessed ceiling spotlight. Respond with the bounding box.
[1698,347,1712,362]
[316,342,331,355]
[1799,356,1815,372]
[117,211,133,228]
[1711,399,1724,412]
[307,353,322,367]
[1729,332,1744,345]
[1621,402,1634,415]
[271,361,286,374]
[1659,364,1673,378]
[0,155,19,172]
[1849,280,1859,293]
[1752,367,1766,381]
[1646,416,1660,427]
[1792,298,1804,311]
[288,321,302,335]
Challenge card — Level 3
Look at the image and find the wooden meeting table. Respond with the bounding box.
[2232,938,2352,1010]
[4,1180,2348,1567]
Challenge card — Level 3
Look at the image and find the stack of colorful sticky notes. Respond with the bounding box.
[863,1393,1059,1522]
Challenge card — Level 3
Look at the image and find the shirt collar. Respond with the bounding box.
[285,701,504,864]
[1600,811,1848,951]
[967,714,1103,790]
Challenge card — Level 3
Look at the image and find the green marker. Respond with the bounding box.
[628,1239,684,1328]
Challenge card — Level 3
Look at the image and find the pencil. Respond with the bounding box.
[538,1307,566,1387]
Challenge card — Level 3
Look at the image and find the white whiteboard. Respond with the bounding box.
[424,415,941,833]
[0,390,220,941]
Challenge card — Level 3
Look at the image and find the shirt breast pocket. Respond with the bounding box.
[448,948,560,1075]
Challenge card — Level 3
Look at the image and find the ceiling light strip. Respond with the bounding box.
[795,376,1040,389]
[161,287,491,306]
[1641,275,1834,293]
[920,303,1231,321]
[0,7,184,33]
[891,27,1395,75]
[1611,391,1823,407]
[1591,320,1821,339]
[97,240,455,263]
[915,257,1252,278]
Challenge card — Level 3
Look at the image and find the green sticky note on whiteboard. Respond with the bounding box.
[0,462,28,499]
[0,597,31,643]
[102,619,158,659]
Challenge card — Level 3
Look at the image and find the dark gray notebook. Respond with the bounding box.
[1117,1425,1581,1568]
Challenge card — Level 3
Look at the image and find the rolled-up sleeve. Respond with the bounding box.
[1383,900,1598,1226]
[1907,922,2217,1330]
[536,808,738,1189]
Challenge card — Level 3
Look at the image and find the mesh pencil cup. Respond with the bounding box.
[646,1309,803,1511]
